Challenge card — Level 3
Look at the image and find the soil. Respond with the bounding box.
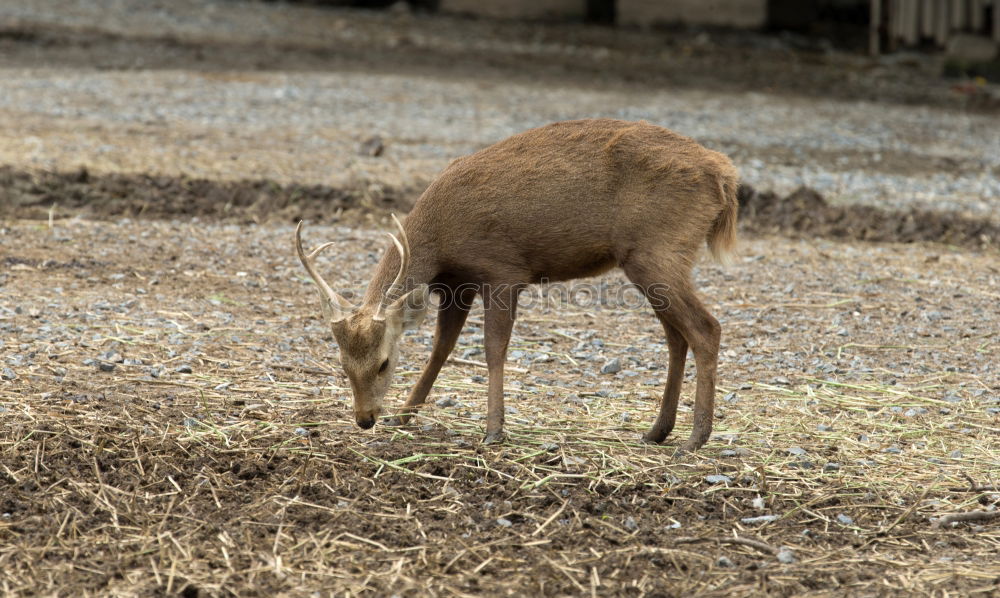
[3,167,996,249]
[2,209,998,596]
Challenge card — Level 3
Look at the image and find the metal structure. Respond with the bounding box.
[871,0,1000,54]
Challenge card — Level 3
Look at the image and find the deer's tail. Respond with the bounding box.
[706,175,739,263]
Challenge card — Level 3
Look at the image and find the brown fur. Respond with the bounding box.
[303,118,739,451]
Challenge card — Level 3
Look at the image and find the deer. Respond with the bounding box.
[295,118,739,452]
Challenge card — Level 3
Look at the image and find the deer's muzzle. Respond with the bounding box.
[355,409,380,429]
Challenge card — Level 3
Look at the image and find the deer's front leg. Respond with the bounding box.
[482,286,518,444]
[390,286,474,426]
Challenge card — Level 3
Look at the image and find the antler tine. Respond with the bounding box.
[385,214,410,298]
[307,241,337,260]
[384,233,408,298]
[294,221,347,312]
[373,214,411,320]
[391,213,410,259]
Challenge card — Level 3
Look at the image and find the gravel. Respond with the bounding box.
[705,475,732,485]
[0,1,997,219]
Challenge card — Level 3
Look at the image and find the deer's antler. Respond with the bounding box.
[295,221,353,321]
[374,213,411,321]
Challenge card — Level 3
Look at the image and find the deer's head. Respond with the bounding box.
[295,216,429,429]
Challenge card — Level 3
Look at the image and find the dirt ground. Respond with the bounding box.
[2,2,1000,597]
[2,210,998,597]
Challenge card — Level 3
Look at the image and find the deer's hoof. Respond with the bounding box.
[641,430,669,445]
[386,414,410,427]
[674,440,705,457]
[483,431,507,445]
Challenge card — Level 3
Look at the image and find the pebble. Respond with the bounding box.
[435,397,457,407]
[601,358,621,374]
[98,361,116,372]
[776,548,796,564]
[817,424,833,432]
[823,462,841,472]
[359,135,384,157]
[0,367,16,381]
[836,514,854,525]
[705,474,732,485]
[496,518,513,528]
[623,516,638,531]
[903,407,928,417]
[883,446,902,454]
[787,446,807,456]
[175,365,193,374]
[949,449,963,459]
[716,556,735,568]
[101,351,123,363]
[294,427,309,437]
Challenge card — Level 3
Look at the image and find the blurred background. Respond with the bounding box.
[1,0,998,222]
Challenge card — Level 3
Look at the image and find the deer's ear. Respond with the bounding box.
[385,285,430,331]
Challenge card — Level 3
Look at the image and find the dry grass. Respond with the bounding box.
[1,217,998,596]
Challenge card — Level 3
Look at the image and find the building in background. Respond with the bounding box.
[333,0,999,57]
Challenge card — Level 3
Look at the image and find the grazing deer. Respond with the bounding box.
[296,118,738,452]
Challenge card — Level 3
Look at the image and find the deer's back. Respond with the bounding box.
[409,119,737,283]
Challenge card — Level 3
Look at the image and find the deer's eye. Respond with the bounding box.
[378,359,389,374]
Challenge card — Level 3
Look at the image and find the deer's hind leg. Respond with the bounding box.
[623,251,721,453]
[481,284,521,445]
[643,324,688,444]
